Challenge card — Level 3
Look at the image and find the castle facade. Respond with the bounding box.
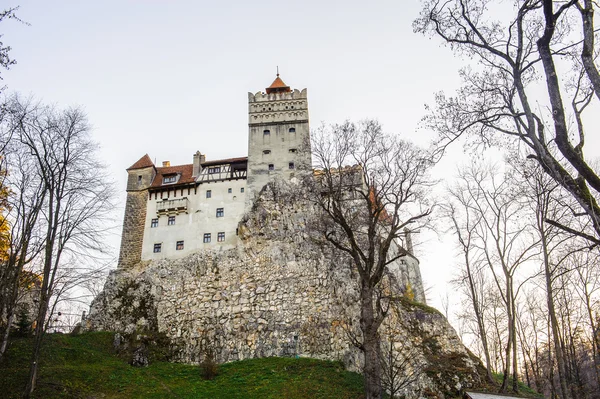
[118,75,311,267]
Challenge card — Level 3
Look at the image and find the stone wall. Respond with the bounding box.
[117,190,148,269]
[88,181,485,398]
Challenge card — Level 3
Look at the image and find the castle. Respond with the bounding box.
[87,75,485,398]
[118,74,312,267]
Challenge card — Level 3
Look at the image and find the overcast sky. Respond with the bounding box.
[4,1,588,320]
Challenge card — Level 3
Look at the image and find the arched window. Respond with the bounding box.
[263,129,270,135]
[289,128,296,133]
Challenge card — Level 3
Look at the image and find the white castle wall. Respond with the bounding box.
[141,179,247,260]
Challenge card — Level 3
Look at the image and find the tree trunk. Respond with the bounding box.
[542,230,570,399]
[360,284,382,399]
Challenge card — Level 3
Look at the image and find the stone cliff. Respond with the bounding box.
[86,183,486,398]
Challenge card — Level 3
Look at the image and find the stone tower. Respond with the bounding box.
[246,75,311,205]
[117,154,156,269]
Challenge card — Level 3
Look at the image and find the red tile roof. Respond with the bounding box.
[148,157,248,189]
[150,164,194,189]
[127,154,154,170]
[266,74,291,94]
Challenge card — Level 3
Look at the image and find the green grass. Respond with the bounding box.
[0,332,364,398]
[490,372,544,398]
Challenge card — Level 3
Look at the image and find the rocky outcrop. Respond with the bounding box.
[86,183,485,398]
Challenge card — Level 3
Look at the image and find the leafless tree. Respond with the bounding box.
[0,7,23,91]
[0,140,47,360]
[444,179,495,383]
[1,96,115,397]
[446,161,540,393]
[304,120,434,399]
[414,0,600,247]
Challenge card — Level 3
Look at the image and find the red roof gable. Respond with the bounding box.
[266,74,291,94]
[127,154,154,171]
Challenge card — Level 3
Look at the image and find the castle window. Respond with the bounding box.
[151,218,158,228]
[289,162,295,169]
[176,241,184,250]
[289,148,297,153]
[241,187,244,193]
[163,175,177,184]
[289,128,296,133]
[263,150,271,155]
[153,243,162,253]
[138,175,142,184]
[216,208,224,217]
[168,216,175,225]
[206,190,212,198]
[217,232,225,242]
[203,233,211,243]
[263,130,270,135]
[228,188,232,193]
[268,164,274,171]
[208,167,221,174]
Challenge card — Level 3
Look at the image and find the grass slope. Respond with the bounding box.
[0,332,364,399]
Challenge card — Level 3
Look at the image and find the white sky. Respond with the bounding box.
[6,1,588,322]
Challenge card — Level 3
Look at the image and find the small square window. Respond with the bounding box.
[168,216,175,225]
[151,218,158,228]
[206,190,212,198]
[263,150,271,155]
[289,148,297,153]
[208,167,221,174]
[176,241,184,250]
[163,175,177,184]
[153,243,162,253]
[217,232,225,242]
[289,162,295,169]
[241,188,245,193]
[268,164,274,171]
[228,188,232,193]
[203,233,211,243]
[216,208,224,217]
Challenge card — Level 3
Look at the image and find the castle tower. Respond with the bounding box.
[246,74,311,205]
[117,154,156,269]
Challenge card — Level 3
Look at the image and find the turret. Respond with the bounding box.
[118,154,156,269]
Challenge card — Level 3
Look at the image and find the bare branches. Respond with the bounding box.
[306,120,434,399]
[416,0,600,244]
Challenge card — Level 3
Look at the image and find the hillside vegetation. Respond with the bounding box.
[0,332,364,399]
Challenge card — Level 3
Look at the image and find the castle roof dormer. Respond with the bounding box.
[266,74,291,94]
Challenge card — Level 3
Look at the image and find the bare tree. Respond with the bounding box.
[444,180,494,383]
[446,161,539,393]
[304,120,434,399]
[2,96,115,397]
[0,141,46,360]
[0,7,22,90]
[414,0,600,246]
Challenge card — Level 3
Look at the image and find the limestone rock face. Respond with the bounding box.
[86,183,484,398]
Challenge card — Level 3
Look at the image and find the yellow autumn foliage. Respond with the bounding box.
[0,156,9,262]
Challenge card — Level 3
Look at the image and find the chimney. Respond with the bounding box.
[162,161,170,167]
[193,151,205,177]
